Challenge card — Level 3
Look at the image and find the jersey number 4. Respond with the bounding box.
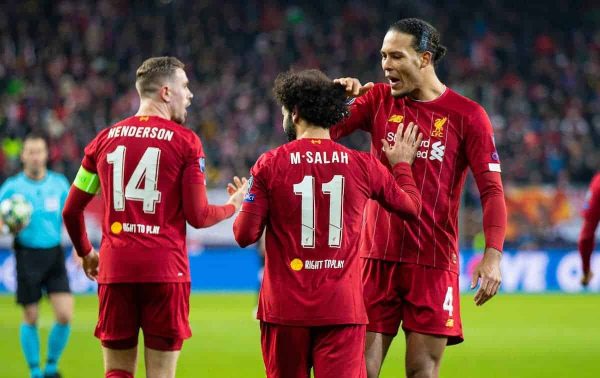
[293,175,344,248]
[107,145,162,214]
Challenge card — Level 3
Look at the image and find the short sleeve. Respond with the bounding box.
[240,153,270,218]
[0,178,15,202]
[182,132,206,185]
[59,174,70,209]
[465,105,502,176]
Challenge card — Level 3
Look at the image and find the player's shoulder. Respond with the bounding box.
[591,173,600,191]
[444,88,492,132]
[260,146,282,164]
[445,88,485,114]
[332,144,373,172]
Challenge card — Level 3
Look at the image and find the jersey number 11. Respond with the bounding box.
[293,175,344,248]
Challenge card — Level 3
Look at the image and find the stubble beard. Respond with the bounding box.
[284,116,297,142]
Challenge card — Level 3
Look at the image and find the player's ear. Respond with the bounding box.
[160,86,171,103]
[420,51,432,68]
[291,106,300,124]
[291,111,300,125]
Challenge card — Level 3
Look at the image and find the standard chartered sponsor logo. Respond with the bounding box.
[385,133,445,162]
[429,141,445,162]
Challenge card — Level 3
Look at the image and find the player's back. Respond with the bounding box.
[83,115,200,283]
[256,138,386,326]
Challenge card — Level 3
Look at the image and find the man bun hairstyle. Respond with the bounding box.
[136,56,185,97]
[272,69,350,129]
[389,18,447,64]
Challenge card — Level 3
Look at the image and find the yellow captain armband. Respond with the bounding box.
[73,166,100,194]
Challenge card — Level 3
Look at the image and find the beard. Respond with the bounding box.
[283,116,297,142]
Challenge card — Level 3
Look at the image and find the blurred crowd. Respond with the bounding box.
[0,0,598,247]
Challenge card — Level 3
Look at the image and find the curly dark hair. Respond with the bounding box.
[272,69,350,129]
[389,18,447,64]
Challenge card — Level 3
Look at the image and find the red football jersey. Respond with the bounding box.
[332,83,505,273]
[579,173,600,274]
[240,138,420,326]
[82,115,205,283]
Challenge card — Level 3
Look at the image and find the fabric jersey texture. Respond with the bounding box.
[579,173,600,275]
[332,83,506,273]
[81,115,206,283]
[237,138,421,326]
[95,282,191,345]
[260,322,366,378]
[362,259,463,344]
[0,171,69,249]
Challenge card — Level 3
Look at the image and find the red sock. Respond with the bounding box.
[106,369,134,378]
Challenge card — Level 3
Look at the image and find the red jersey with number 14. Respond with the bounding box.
[81,115,206,284]
[240,138,420,326]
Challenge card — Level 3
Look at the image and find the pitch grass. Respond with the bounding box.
[0,294,599,377]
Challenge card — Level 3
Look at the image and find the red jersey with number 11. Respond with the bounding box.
[239,138,420,326]
[81,115,206,284]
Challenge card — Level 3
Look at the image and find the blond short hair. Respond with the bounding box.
[135,56,185,97]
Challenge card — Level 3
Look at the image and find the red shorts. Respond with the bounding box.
[362,259,463,345]
[260,322,366,378]
[95,283,191,350]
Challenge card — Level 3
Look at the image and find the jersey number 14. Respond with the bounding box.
[294,175,344,248]
[107,145,162,214]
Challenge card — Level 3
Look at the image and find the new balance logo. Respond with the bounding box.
[429,141,445,162]
[388,114,404,123]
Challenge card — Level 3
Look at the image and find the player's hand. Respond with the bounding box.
[581,271,594,287]
[71,247,83,267]
[81,248,99,281]
[333,77,374,97]
[381,122,423,166]
[471,248,502,306]
[226,176,249,211]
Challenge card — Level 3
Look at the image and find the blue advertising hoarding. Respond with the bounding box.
[0,248,598,294]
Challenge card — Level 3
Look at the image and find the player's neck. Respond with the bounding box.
[24,167,46,181]
[136,100,171,121]
[296,125,330,140]
[410,74,446,102]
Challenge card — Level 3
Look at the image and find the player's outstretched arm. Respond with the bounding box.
[233,212,266,248]
[182,176,247,229]
[233,158,269,248]
[330,78,375,141]
[333,77,374,98]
